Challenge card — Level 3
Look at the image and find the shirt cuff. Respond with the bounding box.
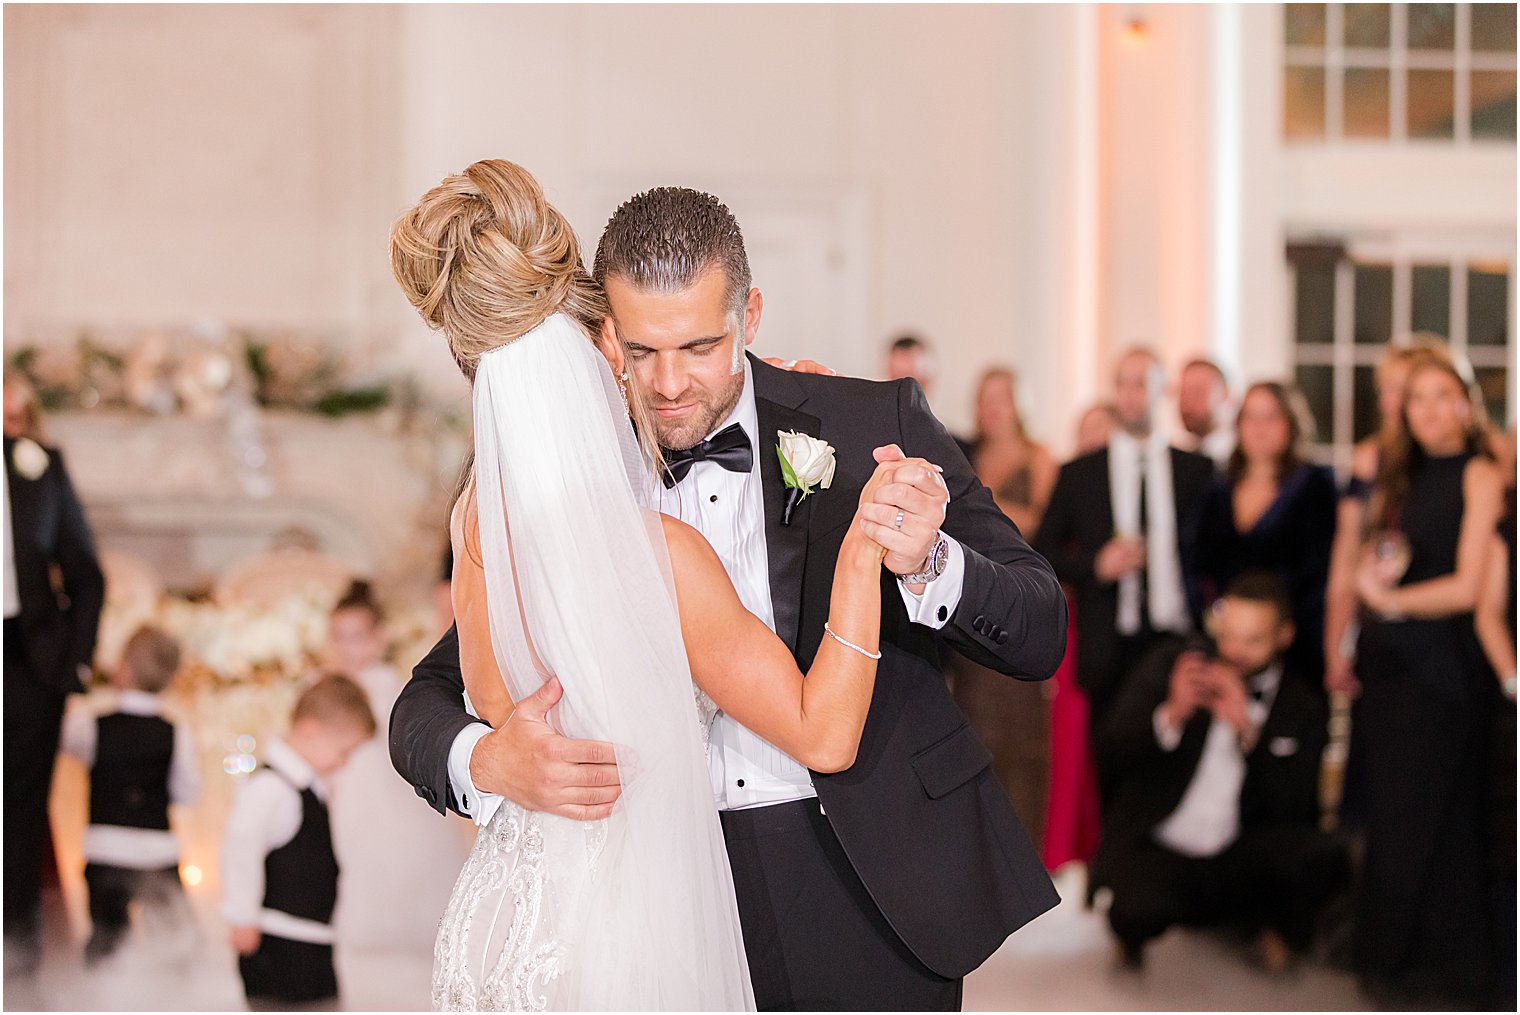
[1153,704,1183,751]
[895,533,966,630]
[448,722,503,827]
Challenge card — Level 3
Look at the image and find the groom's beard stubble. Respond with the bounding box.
[645,367,747,452]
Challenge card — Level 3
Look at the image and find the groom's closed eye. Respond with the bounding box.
[626,337,726,361]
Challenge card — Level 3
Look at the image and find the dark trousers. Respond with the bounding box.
[720,799,961,1011]
[83,863,187,961]
[3,620,67,943]
[1106,825,1348,951]
[238,932,338,1006]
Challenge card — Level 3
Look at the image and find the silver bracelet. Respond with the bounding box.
[823,622,882,660]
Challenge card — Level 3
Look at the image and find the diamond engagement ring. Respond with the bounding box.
[893,510,906,530]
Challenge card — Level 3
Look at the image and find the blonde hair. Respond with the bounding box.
[121,625,181,694]
[292,674,377,738]
[389,159,664,480]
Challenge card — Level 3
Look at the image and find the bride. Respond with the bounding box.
[388,160,925,1010]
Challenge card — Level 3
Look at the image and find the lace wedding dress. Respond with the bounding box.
[429,314,752,1011]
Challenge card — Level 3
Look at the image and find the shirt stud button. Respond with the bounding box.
[736,778,745,788]
[710,494,719,503]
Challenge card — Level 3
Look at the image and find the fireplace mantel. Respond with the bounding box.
[47,409,468,600]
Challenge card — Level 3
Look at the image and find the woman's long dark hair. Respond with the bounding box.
[1371,355,1495,531]
[1225,381,1313,487]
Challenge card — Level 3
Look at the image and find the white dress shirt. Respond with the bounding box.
[1151,664,1280,858]
[1108,429,1190,636]
[220,738,335,944]
[59,689,201,869]
[4,473,19,619]
[448,361,966,820]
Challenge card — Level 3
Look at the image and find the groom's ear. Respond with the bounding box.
[596,317,626,376]
[742,288,763,348]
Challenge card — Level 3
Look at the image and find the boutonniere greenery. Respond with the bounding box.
[776,430,836,525]
[11,437,49,481]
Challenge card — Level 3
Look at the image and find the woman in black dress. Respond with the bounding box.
[949,367,1060,849]
[1350,356,1504,1006]
[1191,381,1336,687]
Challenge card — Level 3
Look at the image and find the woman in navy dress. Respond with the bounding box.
[1190,381,1336,688]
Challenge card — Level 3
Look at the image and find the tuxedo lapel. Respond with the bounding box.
[751,357,820,655]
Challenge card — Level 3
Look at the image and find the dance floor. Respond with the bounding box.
[5,866,1371,1012]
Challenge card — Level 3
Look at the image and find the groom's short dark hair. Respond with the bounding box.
[594,187,752,318]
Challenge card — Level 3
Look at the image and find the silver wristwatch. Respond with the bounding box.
[899,534,950,585]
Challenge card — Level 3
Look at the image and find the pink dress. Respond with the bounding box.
[1041,591,1102,870]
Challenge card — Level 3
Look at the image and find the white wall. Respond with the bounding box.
[6,4,1100,444]
[7,4,1514,454]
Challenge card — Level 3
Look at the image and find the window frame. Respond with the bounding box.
[1284,2,1517,144]
[1289,230,1516,473]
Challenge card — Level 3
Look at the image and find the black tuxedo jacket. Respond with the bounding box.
[1032,445,1214,714]
[391,355,1068,979]
[1090,636,1328,885]
[4,435,105,695]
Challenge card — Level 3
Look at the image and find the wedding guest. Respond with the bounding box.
[884,333,938,398]
[1350,354,1503,1006]
[966,367,1058,537]
[947,372,1059,844]
[3,375,105,971]
[58,625,200,963]
[1175,357,1235,468]
[1474,424,1515,1011]
[325,581,467,950]
[1090,573,1347,970]
[1323,339,1450,698]
[1191,382,1336,688]
[1035,348,1214,734]
[222,675,376,1011]
[1039,404,1115,873]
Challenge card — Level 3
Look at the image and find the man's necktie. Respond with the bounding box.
[1137,455,1150,625]
[662,423,754,488]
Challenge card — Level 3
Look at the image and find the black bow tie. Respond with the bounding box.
[662,423,753,488]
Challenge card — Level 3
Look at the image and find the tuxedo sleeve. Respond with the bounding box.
[896,380,1067,679]
[1032,460,1098,588]
[51,449,104,682]
[390,625,476,817]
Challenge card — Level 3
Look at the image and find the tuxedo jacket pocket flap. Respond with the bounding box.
[912,724,993,799]
[1268,736,1299,757]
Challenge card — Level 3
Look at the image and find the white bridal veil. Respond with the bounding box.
[436,312,753,1010]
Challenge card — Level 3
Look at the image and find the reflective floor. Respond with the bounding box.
[5,865,1373,1012]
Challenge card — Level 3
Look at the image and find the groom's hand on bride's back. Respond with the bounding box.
[468,676,623,820]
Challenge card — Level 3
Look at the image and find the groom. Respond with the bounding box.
[392,187,1067,1010]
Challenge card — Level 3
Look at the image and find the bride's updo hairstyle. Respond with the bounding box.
[389,159,608,380]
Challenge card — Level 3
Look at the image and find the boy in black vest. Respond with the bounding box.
[59,624,201,963]
[220,674,375,1011]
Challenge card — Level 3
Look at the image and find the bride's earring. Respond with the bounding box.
[618,371,631,415]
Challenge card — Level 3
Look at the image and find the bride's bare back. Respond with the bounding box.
[450,455,930,774]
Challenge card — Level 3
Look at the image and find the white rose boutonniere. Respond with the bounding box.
[776,430,836,525]
[11,437,49,481]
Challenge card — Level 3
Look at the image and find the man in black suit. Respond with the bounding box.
[391,188,1068,1010]
[1034,348,1214,731]
[3,381,106,966]
[1089,572,1347,969]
